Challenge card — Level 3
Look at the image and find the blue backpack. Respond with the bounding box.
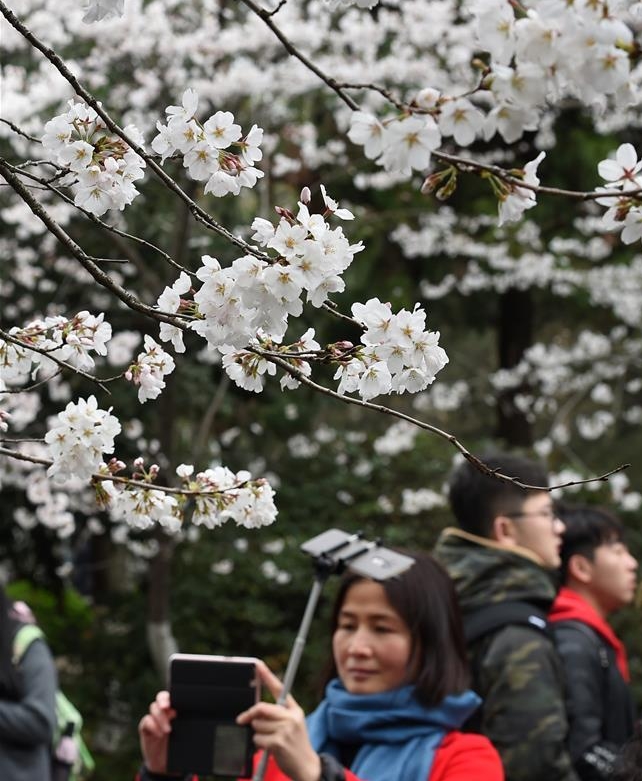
[12,624,95,781]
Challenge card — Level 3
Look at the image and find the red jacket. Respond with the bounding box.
[253,731,503,781]
[137,730,503,781]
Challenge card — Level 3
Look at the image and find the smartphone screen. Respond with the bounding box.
[213,723,253,776]
[167,654,259,778]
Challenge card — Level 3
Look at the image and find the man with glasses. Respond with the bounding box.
[434,452,578,781]
[549,504,638,781]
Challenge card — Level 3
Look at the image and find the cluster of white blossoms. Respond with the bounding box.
[168,185,361,360]
[82,0,124,23]
[597,143,642,245]
[175,464,277,530]
[345,0,634,224]
[99,459,181,532]
[156,271,192,353]
[473,0,633,125]
[42,101,145,216]
[44,395,121,483]
[152,89,264,198]
[154,185,447,401]
[124,335,176,403]
[0,311,111,386]
[220,327,321,394]
[334,298,448,401]
[348,111,443,178]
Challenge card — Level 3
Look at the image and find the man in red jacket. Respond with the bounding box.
[549,504,638,781]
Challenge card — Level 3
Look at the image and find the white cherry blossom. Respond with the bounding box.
[498,152,546,226]
[380,116,441,175]
[45,396,121,483]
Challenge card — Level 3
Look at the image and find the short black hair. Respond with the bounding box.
[558,503,624,582]
[448,452,549,538]
[325,551,469,707]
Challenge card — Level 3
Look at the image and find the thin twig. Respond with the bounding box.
[239,0,359,111]
[433,150,640,202]
[334,81,406,112]
[267,0,288,16]
[0,116,40,143]
[0,158,187,328]
[0,369,62,394]
[4,146,195,277]
[0,328,123,391]
[190,374,230,466]
[253,349,630,491]
[0,445,257,498]
[0,438,45,444]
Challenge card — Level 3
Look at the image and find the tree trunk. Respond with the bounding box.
[496,288,533,447]
[146,534,178,684]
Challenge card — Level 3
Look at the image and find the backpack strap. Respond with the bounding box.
[12,623,46,666]
[463,600,549,644]
[551,619,610,669]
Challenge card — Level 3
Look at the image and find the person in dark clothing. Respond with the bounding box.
[0,584,57,781]
[434,452,578,781]
[549,504,638,781]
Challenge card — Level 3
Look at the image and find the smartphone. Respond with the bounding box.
[167,654,259,778]
[300,529,414,580]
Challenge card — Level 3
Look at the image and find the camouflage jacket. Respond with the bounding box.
[434,527,579,781]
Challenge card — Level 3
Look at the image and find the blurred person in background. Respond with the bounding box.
[435,452,578,781]
[549,504,638,781]
[0,583,57,780]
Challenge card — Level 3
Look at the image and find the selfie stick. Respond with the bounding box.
[252,529,414,781]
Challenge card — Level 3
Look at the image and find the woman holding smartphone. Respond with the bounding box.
[138,551,503,781]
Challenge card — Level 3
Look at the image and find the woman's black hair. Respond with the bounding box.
[0,585,21,699]
[324,550,469,707]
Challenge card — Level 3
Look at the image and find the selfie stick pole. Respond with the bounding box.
[252,561,334,781]
[252,530,413,781]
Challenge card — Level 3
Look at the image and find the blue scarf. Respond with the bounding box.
[306,680,480,781]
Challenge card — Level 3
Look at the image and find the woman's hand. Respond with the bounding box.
[237,661,322,781]
[138,690,176,774]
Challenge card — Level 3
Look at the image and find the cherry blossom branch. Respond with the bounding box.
[0,0,269,262]
[0,328,124,390]
[266,0,288,15]
[233,4,640,206]
[0,116,40,143]
[0,445,254,497]
[321,300,364,329]
[0,369,62,394]
[433,151,642,201]
[0,157,186,328]
[238,0,359,111]
[3,161,191,277]
[333,81,407,112]
[0,438,45,444]
[255,349,630,491]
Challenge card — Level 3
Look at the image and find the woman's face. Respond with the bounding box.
[332,579,415,695]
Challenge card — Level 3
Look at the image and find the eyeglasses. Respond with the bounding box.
[506,509,559,522]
